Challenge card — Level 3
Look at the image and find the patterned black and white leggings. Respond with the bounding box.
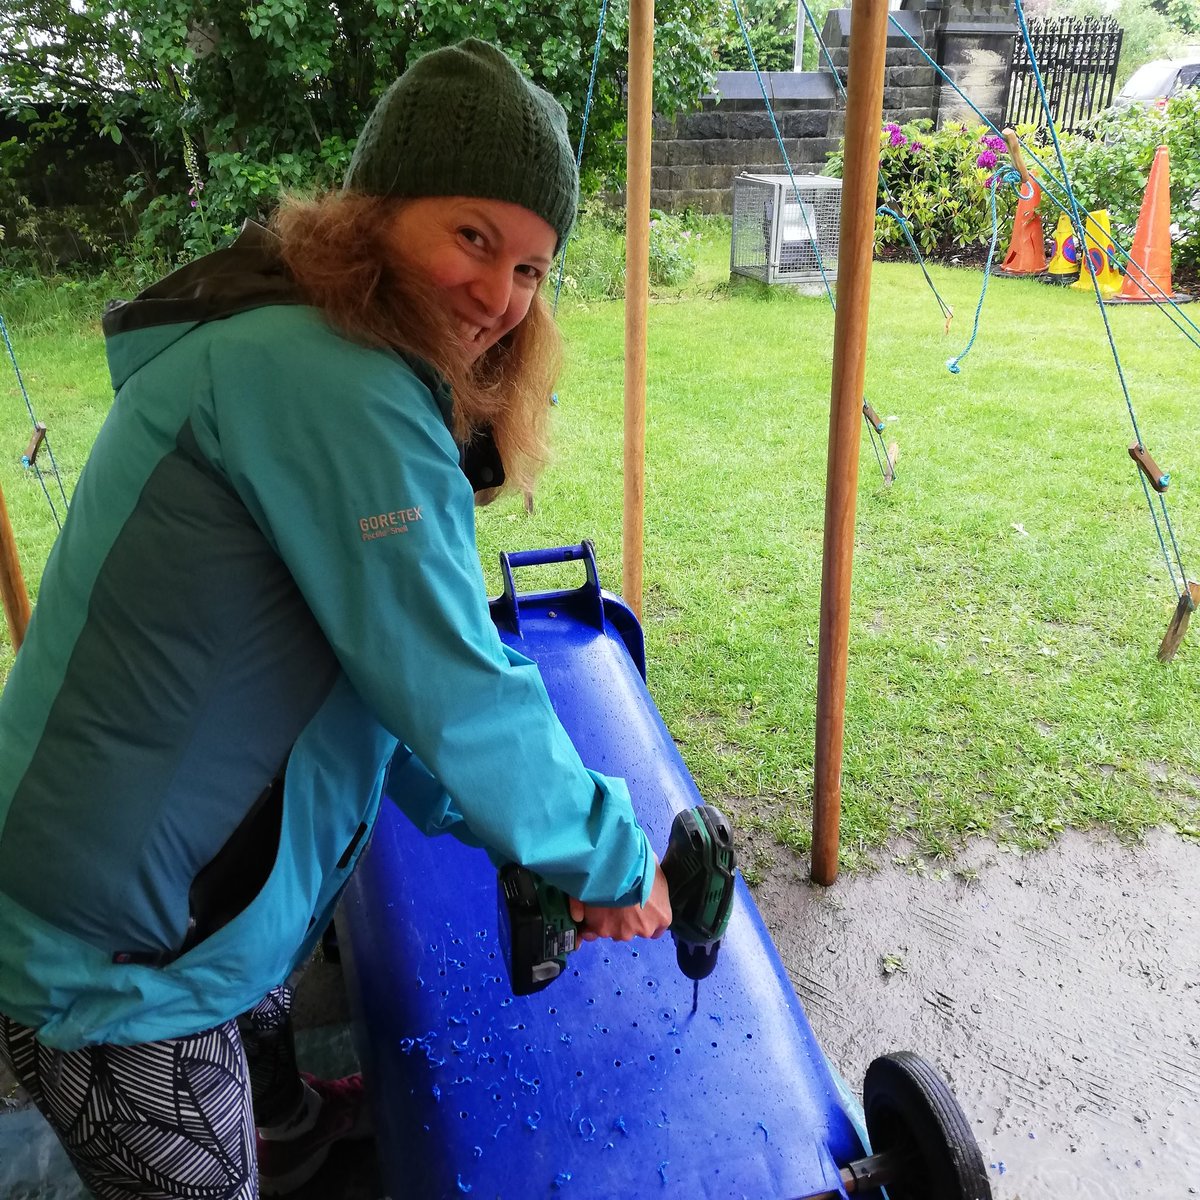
[0,985,304,1200]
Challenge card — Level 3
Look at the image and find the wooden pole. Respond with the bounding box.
[0,478,31,653]
[811,0,890,886]
[623,0,653,620]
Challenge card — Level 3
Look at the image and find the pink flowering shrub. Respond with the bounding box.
[825,119,1033,257]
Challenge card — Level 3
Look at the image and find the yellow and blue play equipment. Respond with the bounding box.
[1045,212,1079,283]
[1070,209,1123,298]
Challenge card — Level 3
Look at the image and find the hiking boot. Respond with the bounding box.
[257,1073,373,1195]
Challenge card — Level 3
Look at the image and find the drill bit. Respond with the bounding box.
[691,978,699,1013]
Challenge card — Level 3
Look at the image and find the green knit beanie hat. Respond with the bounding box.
[344,39,578,249]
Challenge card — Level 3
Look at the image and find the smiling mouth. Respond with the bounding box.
[459,322,489,350]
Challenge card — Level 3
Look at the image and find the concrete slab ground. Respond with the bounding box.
[753,827,1199,1200]
[2,827,1196,1199]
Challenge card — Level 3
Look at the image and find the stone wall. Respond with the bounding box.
[651,0,1017,215]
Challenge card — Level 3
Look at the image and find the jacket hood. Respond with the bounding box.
[100,221,506,492]
[102,221,299,391]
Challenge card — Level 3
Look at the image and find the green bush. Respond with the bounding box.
[556,200,702,301]
[649,209,703,288]
[1055,90,1200,271]
[824,119,1025,258]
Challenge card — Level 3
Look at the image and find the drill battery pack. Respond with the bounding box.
[497,864,578,995]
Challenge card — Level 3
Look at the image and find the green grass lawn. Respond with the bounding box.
[3,231,1199,875]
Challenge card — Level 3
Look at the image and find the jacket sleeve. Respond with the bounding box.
[203,311,654,907]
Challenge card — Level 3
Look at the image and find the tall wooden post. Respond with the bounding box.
[811,0,890,886]
[623,0,653,620]
[0,479,31,653]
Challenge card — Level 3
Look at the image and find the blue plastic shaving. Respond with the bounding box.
[658,1162,669,1185]
[560,1033,572,1045]
[399,1038,415,1053]
[453,1038,471,1052]
[449,1016,467,1027]
[603,1142,615,1151]
[473,1146,483,1159]
[709,1013,724,1027]
[756,1122,769,1141]
[613,1117,628,1137]
[525,1112,541,1131]
[554,1173,573,1188]
[578,1117,596,1141]
[492,1123,507,1139]
[500,998,513,1008]
[456,1175,473,1193]
[432,1086,441,1102]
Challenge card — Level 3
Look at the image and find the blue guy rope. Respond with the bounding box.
[943,168,1021,374]
[1010,0,1190,598]
[884,12,1200,353]
[730,0,896,480]
[551,0,611,318]
[875,4,1192,600]
[798,0,953,325]
[876,205,953,328]
[1,313,67,530]
[730,0,836,307]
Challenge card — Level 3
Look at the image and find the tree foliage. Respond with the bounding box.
[1,0,719,263]
[714,0,795,71]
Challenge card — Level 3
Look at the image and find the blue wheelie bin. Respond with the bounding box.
[338,543,990,1200]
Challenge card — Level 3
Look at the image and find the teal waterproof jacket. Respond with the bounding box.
[0,225,654,1050]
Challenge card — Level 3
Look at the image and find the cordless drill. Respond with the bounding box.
[498,804,737,1001]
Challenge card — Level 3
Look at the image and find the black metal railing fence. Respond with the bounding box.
[1004,16,1123,133]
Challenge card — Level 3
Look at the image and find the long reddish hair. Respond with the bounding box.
[273,191,558,495]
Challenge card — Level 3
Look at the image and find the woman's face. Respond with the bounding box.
[387,197,557,363]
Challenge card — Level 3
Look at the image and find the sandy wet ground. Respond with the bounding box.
[754,827,1199,1199]
[3,827,1196,1199]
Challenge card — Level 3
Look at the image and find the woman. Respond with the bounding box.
[0,39,670,1199]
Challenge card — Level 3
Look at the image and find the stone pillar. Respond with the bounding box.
[918,0,1020,127]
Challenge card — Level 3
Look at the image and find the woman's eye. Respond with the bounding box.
[459,228,484,247]
[516,264,543,282]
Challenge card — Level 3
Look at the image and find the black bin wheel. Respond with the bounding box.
[863,1051,992,1200]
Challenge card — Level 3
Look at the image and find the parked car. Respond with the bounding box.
[1113,54,1200,110]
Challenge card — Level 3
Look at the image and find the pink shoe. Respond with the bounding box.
[257,1074,373,1195]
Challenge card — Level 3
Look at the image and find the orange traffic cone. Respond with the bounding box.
[993,129,1046,277]
[1106,145,1193,305]
[1070,209,1123,298]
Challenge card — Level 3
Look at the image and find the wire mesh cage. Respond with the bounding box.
[731,173,843,292]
